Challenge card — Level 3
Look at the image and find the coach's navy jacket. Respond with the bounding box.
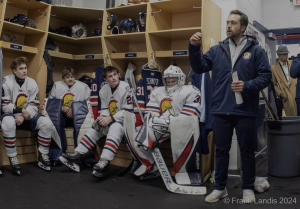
[290,57,300,102]
[189,36,272,117]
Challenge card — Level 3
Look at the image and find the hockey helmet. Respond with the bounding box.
[72,23,87,38]
[163,65,186,86]
[107,14,118,30]
[111,26,120,35]
[92,28,102,36]
[119,18,136,34]
[10,14,28,26]
[137,11,146,32]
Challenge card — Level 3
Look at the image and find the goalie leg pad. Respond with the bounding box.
[170,116,202,185]
[41,98,66,161]
[72,101,94,147]
[124,111,154,176]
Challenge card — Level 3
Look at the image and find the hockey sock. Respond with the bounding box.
[1,116,17,157]
[36,117,52,154]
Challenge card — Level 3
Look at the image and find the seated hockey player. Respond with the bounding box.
[43,67,94,165]
[59,66,134,178]
[1,57,53,174]
[124,65,204,184]
[48,67,91,125]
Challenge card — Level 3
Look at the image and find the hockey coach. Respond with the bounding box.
[189,10,271,203]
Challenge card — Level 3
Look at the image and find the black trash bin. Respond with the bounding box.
[267,116,300,177]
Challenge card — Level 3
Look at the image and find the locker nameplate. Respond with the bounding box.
[10,44,22,50]
[173,51,188,56]
[125,53,137,58]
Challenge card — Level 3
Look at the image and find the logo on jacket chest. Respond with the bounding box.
[16,93,28,108]
[243,52,251,60]
[63,93,75,107]
[109,100,118,115]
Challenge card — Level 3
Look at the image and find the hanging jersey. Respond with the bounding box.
[99,81,133,122]
[134,68,163,126]
[145,85,201,119]
[48,80,90,107]
[124,62,137,90]
[90,66,107,119]
[2,75,39,118]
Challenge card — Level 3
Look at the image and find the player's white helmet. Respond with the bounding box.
[163,65,186,94]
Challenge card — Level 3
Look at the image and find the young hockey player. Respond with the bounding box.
[59,66,134,178]
[124,65,203,184]
[46,67,93,165]
[1,57,53,174]
[48,67,91,122]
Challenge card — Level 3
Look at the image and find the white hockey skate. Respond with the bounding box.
[38,152,51,172]
[59,153,81,173]
[9,156,21,175]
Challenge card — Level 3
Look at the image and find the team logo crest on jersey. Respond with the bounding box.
[2,78,6,84]
[243,52,251,60]
[109,100,118,115]
[63,93,75,107]
[160,98,174,115]
[16,93,28,108]
[138,74,142,80]
[92,72,96,79]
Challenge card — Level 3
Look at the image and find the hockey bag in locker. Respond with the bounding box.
[41,98,67,161]
[71,101,94,147]
[170,116,202,185]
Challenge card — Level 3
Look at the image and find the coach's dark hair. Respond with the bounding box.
[62,67,75,79]
[11,56,28,71]
[230,10,248,33]
[102,66,119,78]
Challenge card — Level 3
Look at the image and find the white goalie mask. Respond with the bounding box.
[163,65,186,94]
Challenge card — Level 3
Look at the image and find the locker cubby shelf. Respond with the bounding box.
[105,32,147,59]
[103,4,147,36]
[4,0,50,32]
[2,41,38,54]
[3,21,45,35]
[148,0,201,32]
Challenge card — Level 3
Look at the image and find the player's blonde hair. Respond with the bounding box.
[10,56,28,71]
[62,67,75,79]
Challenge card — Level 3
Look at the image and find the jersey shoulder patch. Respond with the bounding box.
[2,78,6,84]
[191,85,200,91]
[126,86,132,93]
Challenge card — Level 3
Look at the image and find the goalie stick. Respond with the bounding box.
[126,79,206,195]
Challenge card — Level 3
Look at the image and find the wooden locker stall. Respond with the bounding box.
[0,0,50,166]
[47,6,105,154]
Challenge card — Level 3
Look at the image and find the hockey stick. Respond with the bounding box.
[117,78,143,176]
[260,90,277,120]
[127,79,207,195]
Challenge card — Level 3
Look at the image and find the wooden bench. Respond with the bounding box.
[0,128,215,183]
[0,131,38,166]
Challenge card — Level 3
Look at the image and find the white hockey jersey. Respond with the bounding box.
[145,85,202,119]
[48,80,90,107]
[100,81,133,122]
[2,75,39,118]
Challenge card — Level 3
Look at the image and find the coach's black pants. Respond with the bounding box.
[213,115,256,190]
